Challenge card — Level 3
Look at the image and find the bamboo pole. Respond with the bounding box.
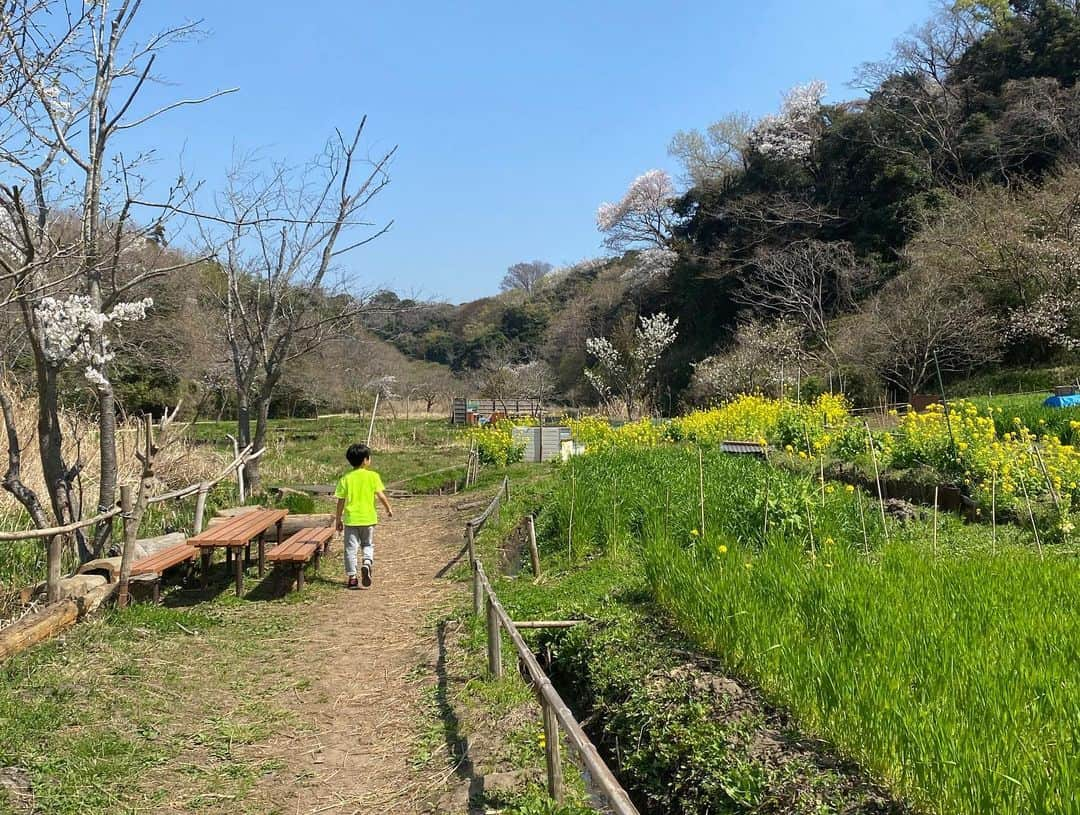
[473,560,483,616]
[366,390,380,446]
[864,421,890,544]
[486,596,503,678]
[513,620,582,629]
[991,470,998,555]
[933,485,939,557]
[527,515,541,578]
[542,697,564,802]
[698,447,706,539]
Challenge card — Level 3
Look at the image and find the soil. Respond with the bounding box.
[238,495,474,814]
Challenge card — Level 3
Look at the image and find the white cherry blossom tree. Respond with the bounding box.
[585,312,678,419]
[596,169,677,252]
[748,81,828,163]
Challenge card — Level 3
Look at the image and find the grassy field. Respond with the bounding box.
[525,447,1080,815]
[968,391,1080,445]
[188,415,470,494]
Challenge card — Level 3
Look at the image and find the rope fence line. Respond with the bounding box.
[0,444,262,543]
[464,478,640,814]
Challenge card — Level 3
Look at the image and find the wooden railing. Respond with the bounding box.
[464,479,640,814]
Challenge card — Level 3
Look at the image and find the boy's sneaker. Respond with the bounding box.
[347,575,359,590]
[361,562,373,588]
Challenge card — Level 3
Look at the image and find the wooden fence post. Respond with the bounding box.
[193,483,210,534]
[117,485,134,609]
[504,477,510,502]
[466,521,475,566]
[542,696,564,803]
[527,515,541,578]
[486,595,503,678]
[45,532,61,603]
[473,562,484,617]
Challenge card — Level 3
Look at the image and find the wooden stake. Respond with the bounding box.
[193,483,210,534]
[117,485,135,608]
[932,485,939,557]
[698,447,706,539]
[542,697,564,803]
[486,596,503,678]
[1018,470,1043,559]
[991,470,997,555]
[857,490,870,557]
[568,463,576,561]
[527,515,541,578]
[864,421,890,544]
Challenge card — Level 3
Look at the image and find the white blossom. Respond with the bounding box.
[585,312,678,417]
[34,294,152,387]
[621,247,678,289]
[749,80,827,162]
[595,169,677,251]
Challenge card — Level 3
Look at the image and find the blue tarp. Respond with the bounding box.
[1043,394,1080,408]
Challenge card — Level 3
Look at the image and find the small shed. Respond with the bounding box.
[512,426,572,463]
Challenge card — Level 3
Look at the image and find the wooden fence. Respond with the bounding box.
[464,479,640,814]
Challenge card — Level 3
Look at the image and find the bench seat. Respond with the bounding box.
[131,543,197,576]
[267,526,335,590]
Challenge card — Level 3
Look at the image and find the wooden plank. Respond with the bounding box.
[192,509,287,546]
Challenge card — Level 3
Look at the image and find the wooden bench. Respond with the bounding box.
[267,526,335,591]
[190,509,288,595]
[131,543,198,602]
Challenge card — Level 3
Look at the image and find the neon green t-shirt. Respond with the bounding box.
[335,468,385,526]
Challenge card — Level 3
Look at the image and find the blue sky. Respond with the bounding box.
[126,1,936,304]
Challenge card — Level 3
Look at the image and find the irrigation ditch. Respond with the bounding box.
[465,475,910,815]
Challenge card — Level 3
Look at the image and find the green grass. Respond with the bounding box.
[967,391,1080,445]
[188,416,468,490]
[539,447,1080,815]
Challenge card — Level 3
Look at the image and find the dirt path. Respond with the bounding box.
[244,494,470,815]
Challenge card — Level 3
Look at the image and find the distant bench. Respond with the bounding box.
[267,526,335,591]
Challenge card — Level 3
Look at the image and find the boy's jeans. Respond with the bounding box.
[343,525,374,576]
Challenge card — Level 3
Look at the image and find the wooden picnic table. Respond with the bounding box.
[189,508,288,595]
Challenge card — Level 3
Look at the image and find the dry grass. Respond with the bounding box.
[0,382,225,522]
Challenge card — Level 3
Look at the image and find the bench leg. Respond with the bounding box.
[245,542,252,567]
[153,578,161,605]
[295,563,305,591]
[200,550,211,589]
[258,532,266,578]
[234,550,244,596]
[313,549,321,575]
[225,547,232,566]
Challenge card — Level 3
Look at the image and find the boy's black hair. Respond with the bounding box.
[345,443,371,467]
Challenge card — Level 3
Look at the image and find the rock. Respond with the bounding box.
[77,556,123,583]
[131,532,187,560]
[431,782,471,813]
[214,505,261,519]
[481,770,540,794]
[883,498,923,524]
[0,766,33,814]
[57,574,106,600]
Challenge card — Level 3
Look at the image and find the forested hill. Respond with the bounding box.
[380,0,1080,408]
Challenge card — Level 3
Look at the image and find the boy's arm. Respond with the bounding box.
[377,490,393,518]
[334,497,345,531]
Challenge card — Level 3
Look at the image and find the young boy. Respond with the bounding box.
[334,443,393,589]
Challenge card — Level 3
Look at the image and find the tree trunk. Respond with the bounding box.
[246,391,272,494]
[91,382,117,562]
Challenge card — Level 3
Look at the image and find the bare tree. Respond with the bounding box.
[500,260,552,295]
[200,125,396,490]
[0,1,233,582]
[847,265,999,397]
[737,240,872,388]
